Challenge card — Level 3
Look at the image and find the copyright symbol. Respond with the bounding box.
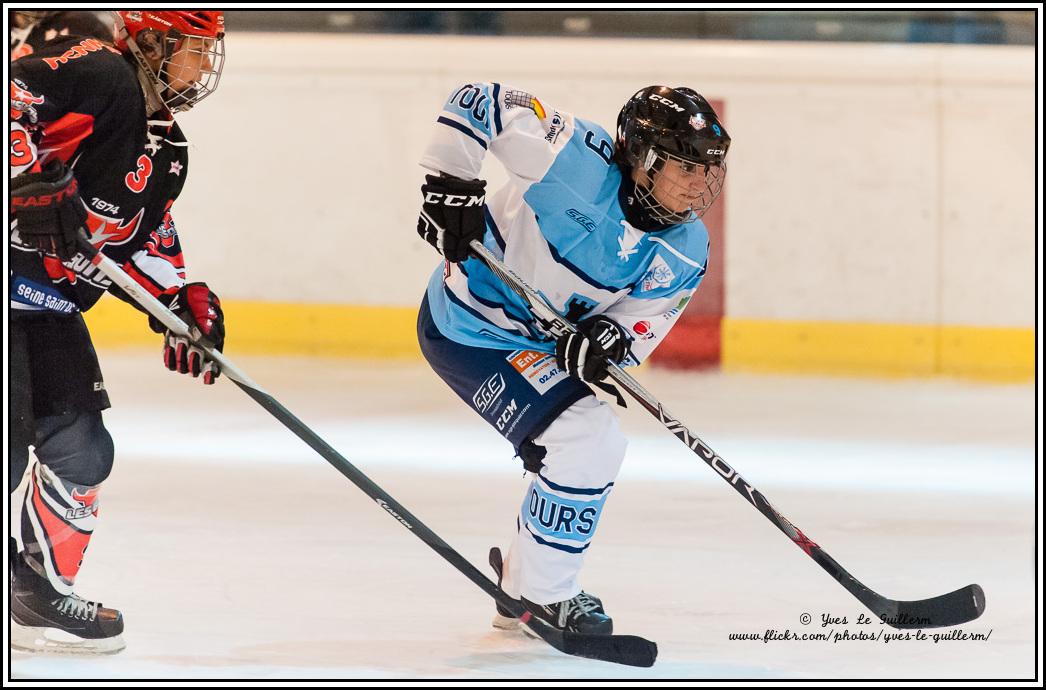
[800,613,812,625]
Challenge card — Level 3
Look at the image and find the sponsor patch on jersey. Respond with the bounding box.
[495,398,532,436]
[504,90,546,120]
[544,111,565,143]
[639,255,676,292]
[11,276,78,314]
[42,38,118,71]
[632,320,655,340]
[472,372,506,415]
[10,80,44,123]
[566,209,596,232]
[156,212,178,248]
[507,350,567,395]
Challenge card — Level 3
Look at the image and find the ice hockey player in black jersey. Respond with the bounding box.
[9,10,227,654]
[10,10,117,60]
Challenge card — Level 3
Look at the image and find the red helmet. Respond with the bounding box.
[116,11,225,113]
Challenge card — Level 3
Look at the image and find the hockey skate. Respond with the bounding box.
[519,592,612,636]
[10,552,125,654]
[488,547,612,635]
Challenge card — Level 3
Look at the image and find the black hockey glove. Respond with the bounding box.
[417,173,486,263]
[149,283,225,385]
[555,315,629,384]
[10,160,88,261]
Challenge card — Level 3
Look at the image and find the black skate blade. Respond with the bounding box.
[875,583,985,629]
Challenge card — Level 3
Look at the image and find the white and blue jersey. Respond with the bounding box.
[421,82,709,366]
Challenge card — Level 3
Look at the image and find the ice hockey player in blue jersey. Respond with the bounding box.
[415,83,730,635]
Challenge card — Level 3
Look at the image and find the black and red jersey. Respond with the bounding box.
[10,35,190,314]
[10,11,115,61]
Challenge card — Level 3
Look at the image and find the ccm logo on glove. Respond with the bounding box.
[422,191,485,207]
[417,173,487,263]
[555,316,629,384]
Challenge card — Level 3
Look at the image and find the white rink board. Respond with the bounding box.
[9,354,1035,680]
[171,34,1035,327]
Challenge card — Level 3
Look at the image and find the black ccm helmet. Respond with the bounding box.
[616,86,730,223]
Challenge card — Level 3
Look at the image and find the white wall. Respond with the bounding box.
[173,34,1035,328]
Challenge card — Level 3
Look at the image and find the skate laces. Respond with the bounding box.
[563,592,601,622]
[52,594,99,621]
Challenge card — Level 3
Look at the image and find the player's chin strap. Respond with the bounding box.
[73,234,657,668]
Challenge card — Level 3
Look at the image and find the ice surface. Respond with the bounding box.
[8,352,1036,680]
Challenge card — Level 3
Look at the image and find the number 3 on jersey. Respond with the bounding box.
[10,128,36,169]
[125,154,153,193]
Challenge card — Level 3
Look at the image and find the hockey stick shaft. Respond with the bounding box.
[468,237,984,629]
[78,239,656,666]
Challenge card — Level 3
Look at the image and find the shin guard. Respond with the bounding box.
[21,462,101,595]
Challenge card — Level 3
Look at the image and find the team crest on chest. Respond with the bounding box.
[639,255,675,292]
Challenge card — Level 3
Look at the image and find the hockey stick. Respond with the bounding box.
[466,236,986,629]
[75,238,657,668]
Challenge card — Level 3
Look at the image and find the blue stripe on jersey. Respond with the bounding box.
[538,474,614,496]
[545,239,622,294]
[464,280,532,335]
[427,265,556,353]
[436,117,488,150]
[524,525,590,554]
[485,206,506,251]
[444,84,494,138]
[461,256,545,333]
[492,82,503,135]
[443,282,507,333]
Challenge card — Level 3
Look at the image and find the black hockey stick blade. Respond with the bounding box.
[557,629,658,668]
[872,583,985,629]
[511,607,658,668]
[488,548,657,667]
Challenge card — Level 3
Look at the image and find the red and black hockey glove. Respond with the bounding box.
[151,283,225,385]
[555,315,629,384]
[417,173,487,263]
[10,160,88,261]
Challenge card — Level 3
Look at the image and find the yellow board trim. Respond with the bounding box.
[723,318,1034,382]
[85,298,1034,381]
[83,295,422,359]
